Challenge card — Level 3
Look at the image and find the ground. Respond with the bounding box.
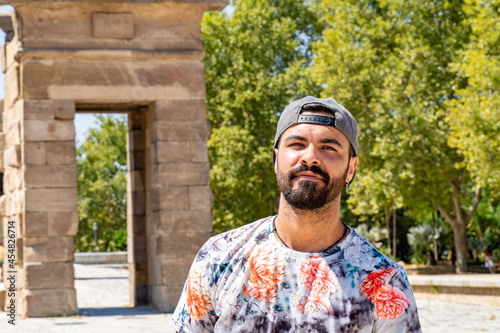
[0,264,498,332]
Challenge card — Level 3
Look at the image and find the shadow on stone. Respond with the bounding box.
[79,306,161,317]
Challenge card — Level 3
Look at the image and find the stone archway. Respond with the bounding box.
[0,0,227,317]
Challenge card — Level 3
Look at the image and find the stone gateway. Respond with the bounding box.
[0,0,227,317]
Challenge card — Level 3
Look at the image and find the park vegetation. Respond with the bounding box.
[202,0,499,273]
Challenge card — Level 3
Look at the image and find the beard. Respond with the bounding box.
[277,161,349,211]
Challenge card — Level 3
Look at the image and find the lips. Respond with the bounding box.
[293,171,323,181]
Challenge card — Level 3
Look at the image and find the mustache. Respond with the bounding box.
[287,164,330,184]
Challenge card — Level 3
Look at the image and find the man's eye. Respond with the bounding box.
[323,146,336,151]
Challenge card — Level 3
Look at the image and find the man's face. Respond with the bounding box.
[274,114,358,210]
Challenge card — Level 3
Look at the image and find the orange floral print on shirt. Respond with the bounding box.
[359,267,397,301]
[242,245,285,305]
[293,293,333,314]
[300,257,340,295]
[292,257,340,314]
[187,265,213,319]
[374,285,410,319]
[360,267,410,320]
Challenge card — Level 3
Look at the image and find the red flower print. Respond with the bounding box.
[242,246,285,305]
[293,293,333,314]
[359,267,397,301]
[187,265,213,319]
[373,285,410,319]
[299,258,340,295]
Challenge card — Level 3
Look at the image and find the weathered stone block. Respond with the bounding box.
[25,188,78,212]
[23,236,74,262]
[153,186,189,212]
[45,141,76,165]
[154,210,212,234]
[0,43,6,74]
[23,120,75,141]
[159,257,192,285]
[4,144,20,167]
[93,12,134,39]
[190,140,209,162]
[19,288,77,317]
[5,120,21,146]
[22,60,206,101]
[189,185,213,210]
[129,214,146,235]
[153,231,212,258]
[128,170,145,192]
[154,100,207,121]
[4,62,19,110]
[17,99,54,120]
[4,168,23,193]
[128,235,147,265]
[23,211,48,236]
[22,142,46,165]
[3,103,19,126]
[0,195,7,217]
[24,165,77,188]
[151,284,184,313]
[128,130,146,151]
[155,141,190,163]
[128,191,145,216]
[53,101,76,120]
[153,120,208,141]
[154,162,210,186]
[47,212,78,236]
[22,262,74,289]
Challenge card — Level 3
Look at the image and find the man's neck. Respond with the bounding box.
[274,194,346,253]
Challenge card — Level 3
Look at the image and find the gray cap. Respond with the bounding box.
[274,96,358,155]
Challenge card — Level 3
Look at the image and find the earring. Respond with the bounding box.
[345,182,349,194]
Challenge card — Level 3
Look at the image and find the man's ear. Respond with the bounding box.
[274,148,279,175]
[346,156,358,183]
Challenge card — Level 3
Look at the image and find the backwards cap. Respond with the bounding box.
[274,96,358,154]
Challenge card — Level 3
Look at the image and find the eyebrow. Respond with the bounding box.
[284,135,344,149]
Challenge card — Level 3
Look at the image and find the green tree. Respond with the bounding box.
[312,0,498,272]
[446,0,500,195]
[202,0,324,233]
[76,115,127,252]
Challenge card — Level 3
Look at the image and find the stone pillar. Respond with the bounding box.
[127,107,148,306]
[0,0,228,316]
[148,99,214,312]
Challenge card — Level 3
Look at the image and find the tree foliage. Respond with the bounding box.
[201,0,325,233]
[76,115,127,252]
[312,0,499,272]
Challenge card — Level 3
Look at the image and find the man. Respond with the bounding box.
[171,96,421,332]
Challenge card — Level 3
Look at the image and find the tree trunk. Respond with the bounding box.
[385,206,391,256]
[438,180,482,274]
[392,207,397,259]
[451,221,469,273]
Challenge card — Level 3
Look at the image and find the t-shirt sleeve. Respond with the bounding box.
[170,247,217,333]
[372,269,422,333]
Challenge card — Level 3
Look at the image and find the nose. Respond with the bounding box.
[300,144,320,166]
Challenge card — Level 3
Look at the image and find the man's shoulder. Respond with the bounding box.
[345,228,407,277]
[195,216,274,264]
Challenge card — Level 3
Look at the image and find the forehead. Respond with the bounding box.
[280,121,349,146]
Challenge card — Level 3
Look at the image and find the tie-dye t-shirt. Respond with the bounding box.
[171,216,421,333]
